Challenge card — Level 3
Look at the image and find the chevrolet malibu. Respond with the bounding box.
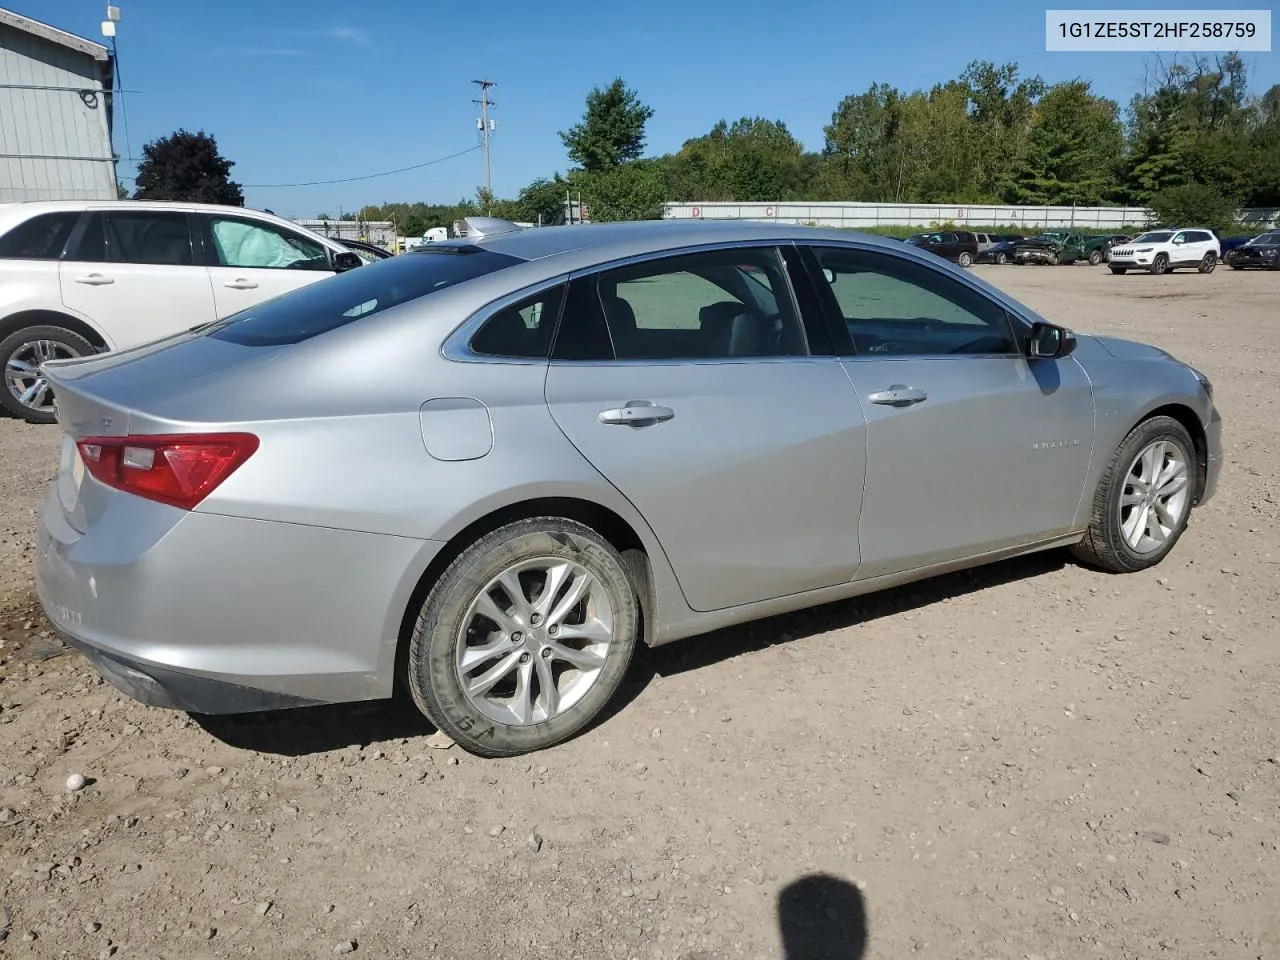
[35,218,1222,757]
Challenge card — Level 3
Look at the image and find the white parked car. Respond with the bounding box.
[1107,227,1221,276]
[0,200,365,422]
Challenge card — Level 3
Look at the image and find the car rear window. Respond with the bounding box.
[0,211,80,259]
[205,246,523,346]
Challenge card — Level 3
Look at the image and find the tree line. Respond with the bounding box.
[356,56,1278,235]
[128,55,1280,235]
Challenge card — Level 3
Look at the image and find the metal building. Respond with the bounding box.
[0,7,116,203]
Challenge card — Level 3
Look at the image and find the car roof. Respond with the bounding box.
[0,199,345,247]
[445,219,909,272]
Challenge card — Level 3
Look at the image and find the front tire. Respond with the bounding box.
[1150,254,1169,275]
[1088,249,1104,266]
[1198,252,1217,274]
[1071,416,1197,573]
[995,252,1008,265]
[0,325,93,424]
[407,518,638,757]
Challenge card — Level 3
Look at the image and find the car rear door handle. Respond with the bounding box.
[74,274,114,286]
[598,400,675,426]
[223,279,259,290]
[868,385,928,406]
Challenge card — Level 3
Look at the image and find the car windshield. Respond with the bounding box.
[1133,232,1173,243]
[1247,232,1280,245]
[205,245,522,347]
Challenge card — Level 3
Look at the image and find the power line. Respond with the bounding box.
[239,145,482,188]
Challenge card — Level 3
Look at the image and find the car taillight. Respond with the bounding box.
[76,433,259,510]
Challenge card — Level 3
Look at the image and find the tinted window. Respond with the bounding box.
[0,212,80,259]
[207,216,329,271]
[208,247,522,347]
[99,212,194,265]
[470,285,565,358]
[811,246,1016,357]
[1249,233,1280,245]
[1133,232,1173,244]
[557,247,806,361]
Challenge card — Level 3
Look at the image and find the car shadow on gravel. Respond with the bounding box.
[195,550,1066,757]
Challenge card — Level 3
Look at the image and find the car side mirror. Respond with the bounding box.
[332,250,364,273]
[1027,321,1076,359]
[822,267,836,284]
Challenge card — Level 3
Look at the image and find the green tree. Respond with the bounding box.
[571,160,666,221]
[671,118,810,201]
[132,129,243,205]
[1008,81,1124,205]
[1148,182,1239,230]
[559,78,655,172]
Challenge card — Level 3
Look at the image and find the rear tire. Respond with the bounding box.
[1109,266,1127,275]
[1088,249,1104,266]
[0,324,94,424]
[1198,252,1217,274]
[957,251,973,268]
[407,518,638,758]
[1071,416,1197,573]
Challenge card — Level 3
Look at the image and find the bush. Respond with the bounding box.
[1147,183,1239,232]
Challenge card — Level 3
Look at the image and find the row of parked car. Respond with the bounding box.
[904,227,1280,274]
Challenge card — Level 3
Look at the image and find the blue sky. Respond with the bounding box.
[16,0,1280,217]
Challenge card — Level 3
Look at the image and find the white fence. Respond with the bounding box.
[662,201,1280,230]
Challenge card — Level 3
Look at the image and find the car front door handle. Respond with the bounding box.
[868,385,928,406]
[74,274,114,286]
[598,400,675,426]
[223,279,259,290]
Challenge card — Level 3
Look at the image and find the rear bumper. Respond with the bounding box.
[61,636,320,713]
[35,487,442,715]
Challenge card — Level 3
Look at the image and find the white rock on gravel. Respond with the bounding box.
[334,939,357,954]
[65,773,86,792]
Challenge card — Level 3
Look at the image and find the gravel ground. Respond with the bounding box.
[1,265,1277,960]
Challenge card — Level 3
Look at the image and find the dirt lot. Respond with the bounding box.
[1,265,1277,960]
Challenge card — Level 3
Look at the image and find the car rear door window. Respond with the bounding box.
[553,247,807,361]
[810,246,1017,357]
[207,246,523,346]
[205,216,330,271]
[66,212,195,265]
[0,211,80,259]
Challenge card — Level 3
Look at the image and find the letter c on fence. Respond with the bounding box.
[765,206,775,218]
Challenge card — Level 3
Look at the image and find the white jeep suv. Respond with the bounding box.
[1107,227,1221,276]
[0,201,366,422]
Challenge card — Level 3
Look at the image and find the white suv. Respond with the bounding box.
[1107,227,1221,276]
[0,200,367,422]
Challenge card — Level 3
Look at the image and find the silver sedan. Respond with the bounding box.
[35,218,1222,757]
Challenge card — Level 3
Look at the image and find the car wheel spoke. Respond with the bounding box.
[534,654,559,720]
[547,570,593,627]
[509,660,535,725]
[474,590,521,636]
[547,641,606,671]
[459,636,512,672]
[465,650,522,697]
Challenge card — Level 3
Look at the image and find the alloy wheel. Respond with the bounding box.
[455,557,615,726]
[4,339,79,414]
[1118,439,1190,554]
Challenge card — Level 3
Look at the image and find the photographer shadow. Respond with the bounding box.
[778,873,867,960]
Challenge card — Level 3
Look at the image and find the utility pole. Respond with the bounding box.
[472,79,496,200]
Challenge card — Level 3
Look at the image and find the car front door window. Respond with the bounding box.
[811,246,1016,357]
[208,217,329,271]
